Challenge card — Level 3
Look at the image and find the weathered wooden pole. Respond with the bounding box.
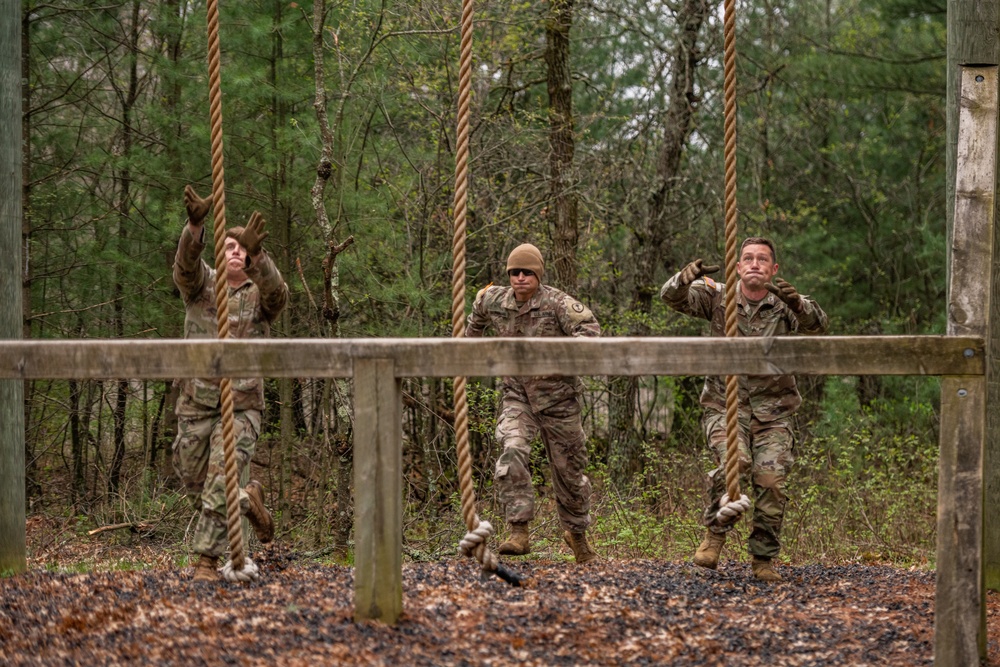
[352,358,402,623]
[938,65,996,666]
[947,0,1000,600]
[0,0,26,575]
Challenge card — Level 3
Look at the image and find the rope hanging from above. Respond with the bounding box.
[204,0,257,583]
[715,0,751,528]
[450,0,522,587]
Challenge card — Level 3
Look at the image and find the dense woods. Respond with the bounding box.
[17,0,946,565]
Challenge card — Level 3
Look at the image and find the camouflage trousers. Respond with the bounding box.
[494,395,592,532]
[701,411,795,559]
[172,409,261,558]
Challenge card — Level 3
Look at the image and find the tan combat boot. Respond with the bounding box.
[498,522,531,555]
[752,556,782,582]
[563,530,599,564]
[693,531,726,570]
[192,554,220,582]
[245,480,275,543]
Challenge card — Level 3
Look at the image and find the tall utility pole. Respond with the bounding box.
[0,0,26,574]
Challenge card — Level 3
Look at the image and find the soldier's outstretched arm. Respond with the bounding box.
[174,185,212,301]
[660,259,720,321]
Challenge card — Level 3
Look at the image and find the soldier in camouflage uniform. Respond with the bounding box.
[660,237,828,581]
[465,243,601,564]
[172,185,289,582]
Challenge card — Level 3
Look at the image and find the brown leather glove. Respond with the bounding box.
[235,211,269,257]
[678,258,721,286]
[766,277,804,313]
[184,185,212,226]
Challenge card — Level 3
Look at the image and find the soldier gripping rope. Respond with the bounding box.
[171,185,289,582]
[465,243,600,564]
[661,237,829,581]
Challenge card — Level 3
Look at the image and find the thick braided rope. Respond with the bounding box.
[720,0,747,518]
[205,0,253,581]
[451,0,498,575]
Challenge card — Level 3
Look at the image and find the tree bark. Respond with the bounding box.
[109,0,142,496]
[545,0,578,291]
[311,0,356,555]
[70,377,85,506]
[608,0,709,487]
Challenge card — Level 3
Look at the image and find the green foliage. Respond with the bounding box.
[783,376,939,565]
[18,0,951,569]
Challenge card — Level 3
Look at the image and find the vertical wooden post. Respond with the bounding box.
[948,0,1000,600]
[937,65,996,665]
[937,377,986,665]
[0,0,26,575]
[352,358,402,623]
[988,69,1000,598]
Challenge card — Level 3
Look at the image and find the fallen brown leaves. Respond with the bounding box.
[4,546,997,666]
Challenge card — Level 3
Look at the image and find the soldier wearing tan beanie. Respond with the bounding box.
[505,243,545,281]
[465,243,601,564]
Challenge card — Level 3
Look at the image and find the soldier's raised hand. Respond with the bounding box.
[766,277,804,313]
[678,258,721,286]
[184,185,212,227]
[236,211,269,257]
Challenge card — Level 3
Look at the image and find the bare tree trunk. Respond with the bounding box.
[333,431,352,558]
[70,377,85,507]
[20,5,38,507]
[608,0,709,489]
[1,0,26,573]
[109,0,142,497]
[641,0,708,302]
[145,384,168,475]
[545,0,578,291]
[310,0,356,555]
[607,376,640,488]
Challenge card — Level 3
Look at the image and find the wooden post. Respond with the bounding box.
[0,0,26,575]
[937,65,996,665]
[352,358,402,623]
[948,0,1000,600]
[937,377,986,665]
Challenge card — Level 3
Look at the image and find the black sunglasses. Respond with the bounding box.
[507,269,536,278]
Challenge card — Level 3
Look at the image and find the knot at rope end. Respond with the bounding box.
[712,493,751,528]
[459,518,498,570]
[221,557,261,583]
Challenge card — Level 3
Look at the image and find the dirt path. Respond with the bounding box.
[3,548,997,666]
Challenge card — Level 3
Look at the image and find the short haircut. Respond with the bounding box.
[740,236,776,262]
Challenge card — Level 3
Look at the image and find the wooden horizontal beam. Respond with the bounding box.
[0,335,983,379]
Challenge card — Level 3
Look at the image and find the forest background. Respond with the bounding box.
[16,0,946,570]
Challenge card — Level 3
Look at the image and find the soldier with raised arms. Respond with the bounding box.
[661,237,828,581]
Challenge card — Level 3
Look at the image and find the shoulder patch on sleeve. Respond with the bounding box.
[563,295,594,325]
[704,276,718,289]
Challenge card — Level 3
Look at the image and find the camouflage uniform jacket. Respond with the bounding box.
[466,284,600,412]
[660,273,828,422]
[173,224,289,416]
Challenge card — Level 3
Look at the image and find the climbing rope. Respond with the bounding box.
[715,0,750,527]
[450,0,521,587]
[205,0,257,583]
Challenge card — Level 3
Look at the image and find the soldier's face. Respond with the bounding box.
[508,268,539,301]
[225,237,248,282]
[737,243,778,290]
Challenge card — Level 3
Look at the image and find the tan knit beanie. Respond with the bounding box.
[506,243,544,280]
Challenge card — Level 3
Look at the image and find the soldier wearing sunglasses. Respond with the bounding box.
[466,243,601,564]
